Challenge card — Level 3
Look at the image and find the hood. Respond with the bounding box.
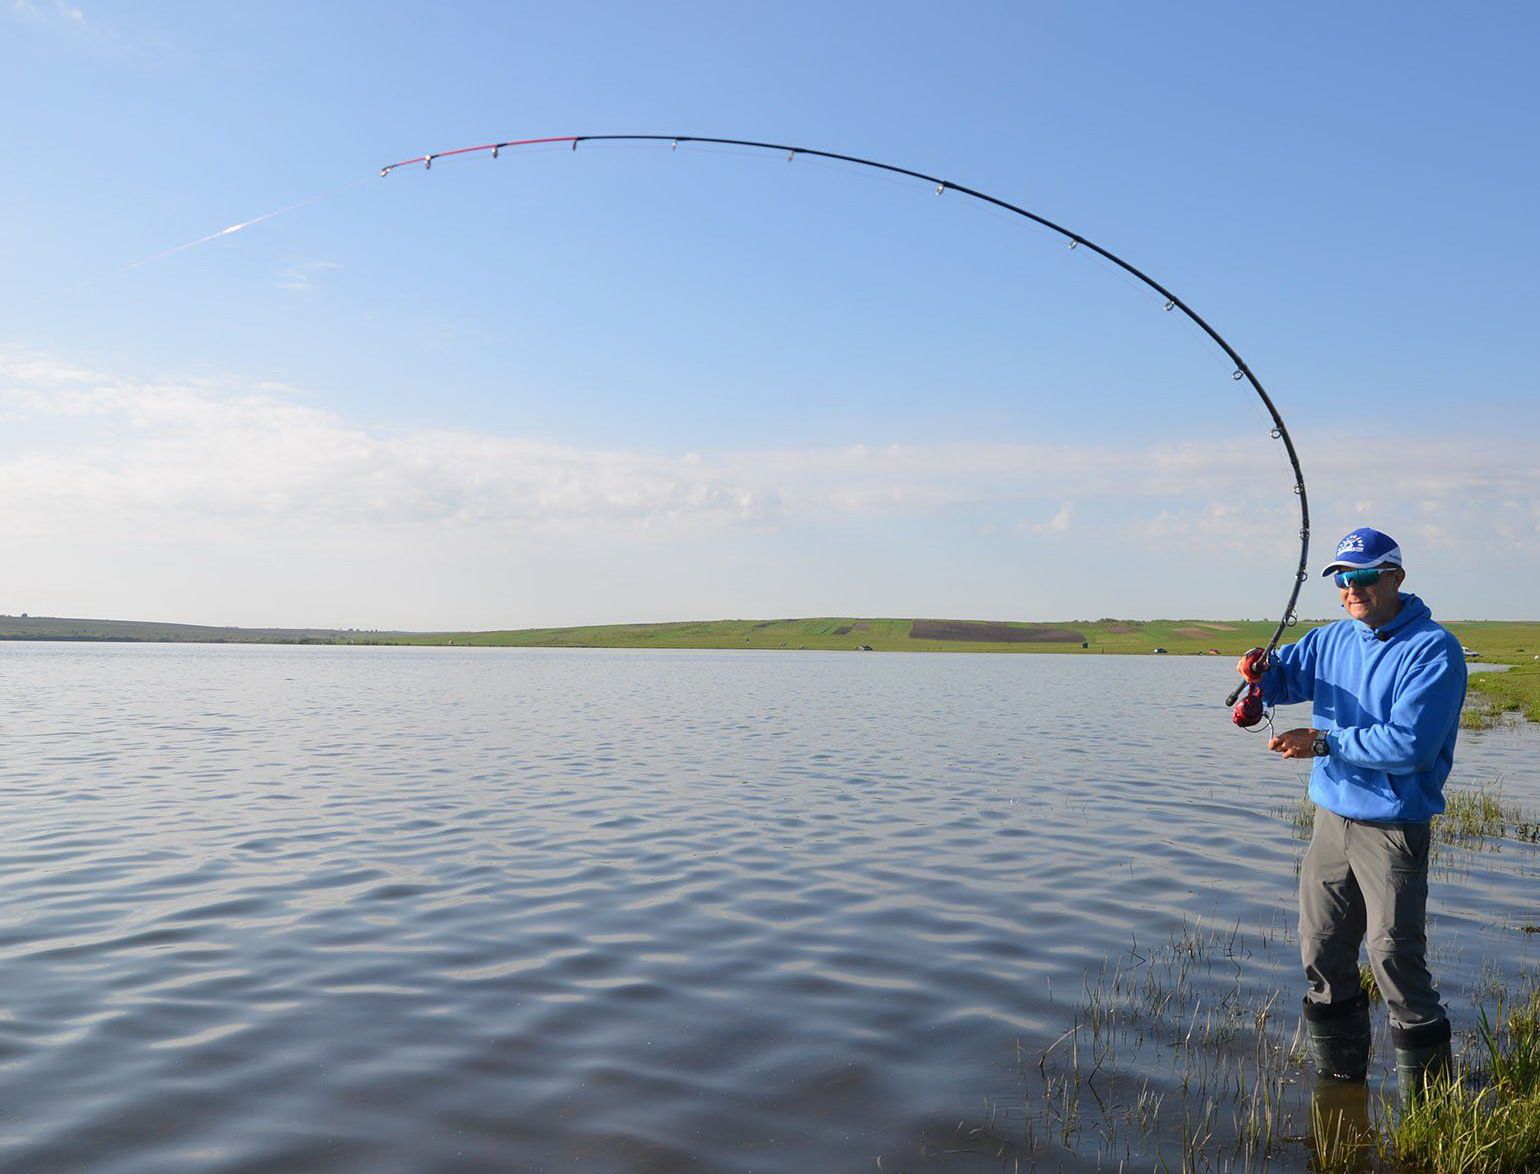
[1354,592,1431,641]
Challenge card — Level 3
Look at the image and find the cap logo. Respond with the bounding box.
[1337,534,1365,555]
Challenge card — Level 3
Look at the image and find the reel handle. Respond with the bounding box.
[1225,647,1270,708]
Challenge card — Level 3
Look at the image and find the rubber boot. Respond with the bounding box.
[1392,1018,1453,1112]
[1303,993,1371,1082]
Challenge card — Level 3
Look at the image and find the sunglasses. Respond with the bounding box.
[1333,567,1398,589]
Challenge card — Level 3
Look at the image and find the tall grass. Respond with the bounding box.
[991,893,1540,1169]
[1439,782,1520,845]
[1385,984,1540,1171]
[1272,781,1540,850]
[1007,944,1540,1171]
[994,920,1309,1170]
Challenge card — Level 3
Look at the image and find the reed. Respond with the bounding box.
[1439,781,1517,844]
[1383,984,1540,1171]
[1009,919,1307,1169]
[1359,962,1382,1006]
[1272,792,1316,841]
[948,782,1540,1169]
[994,925,1540,1170]
[1272,781,1538,852]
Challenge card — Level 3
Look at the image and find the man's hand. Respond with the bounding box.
[1236,647,1268,683]
[1269,727,1321,759]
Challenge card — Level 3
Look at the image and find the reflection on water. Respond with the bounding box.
[1,644,1535,1171]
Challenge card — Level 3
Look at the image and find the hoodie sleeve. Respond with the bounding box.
[1327,640,1467,773]
[1260,629,1319,707]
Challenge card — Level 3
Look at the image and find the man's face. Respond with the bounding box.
[1338,566,1404,628]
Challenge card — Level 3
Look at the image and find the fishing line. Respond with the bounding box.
[375,134,1310,710]
[128,193,330,270]
[36,176,373,304]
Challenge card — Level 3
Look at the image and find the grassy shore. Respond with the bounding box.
[1441,621,1540,729]
[1462,663,1540,727]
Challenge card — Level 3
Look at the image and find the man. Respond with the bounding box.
[1236,527,1466,1109]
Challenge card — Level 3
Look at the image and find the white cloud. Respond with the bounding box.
[11,0,86,26]
[276,260,341,293]
[4,349,1537,549]
[1023,501,1073,535]
[2,347,1535,625]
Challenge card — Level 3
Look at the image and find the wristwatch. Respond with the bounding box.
[1313,732,1330,758]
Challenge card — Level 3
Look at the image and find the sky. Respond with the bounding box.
[2,1,1537,629]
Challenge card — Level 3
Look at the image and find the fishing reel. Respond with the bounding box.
[1233,683,1267,728]
[1231,647,1271,729]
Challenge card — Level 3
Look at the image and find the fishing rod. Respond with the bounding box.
[380,134,1309,717]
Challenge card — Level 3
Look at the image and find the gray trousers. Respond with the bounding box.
[1299,806,1446,1031]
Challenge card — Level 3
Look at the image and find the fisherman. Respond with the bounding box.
[1236,527,1466,1109]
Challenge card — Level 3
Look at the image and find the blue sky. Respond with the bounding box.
[2,2,1536,627]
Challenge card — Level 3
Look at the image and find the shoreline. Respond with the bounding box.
[9,612,1533,724]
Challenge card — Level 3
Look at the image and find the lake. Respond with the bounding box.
[2,644,1536,1171]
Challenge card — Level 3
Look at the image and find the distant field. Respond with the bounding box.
[909,619,1085,644]
[9,613,1534,661]
[389,616,1292,654]
[6,611,1535,721]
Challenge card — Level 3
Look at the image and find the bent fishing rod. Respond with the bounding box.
[379,134,1310,717]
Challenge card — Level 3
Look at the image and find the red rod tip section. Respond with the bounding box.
[379,136,580,175]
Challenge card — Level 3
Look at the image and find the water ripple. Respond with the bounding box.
[0,644,1535,1171]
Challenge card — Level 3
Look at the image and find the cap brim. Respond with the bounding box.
[1321,558,1402,577]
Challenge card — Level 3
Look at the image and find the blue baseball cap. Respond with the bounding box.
[1321,527,1403,576]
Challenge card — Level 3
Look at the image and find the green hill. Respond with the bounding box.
[0,615,406,644]
[392,615,1301,654]
[5,613,1536,661]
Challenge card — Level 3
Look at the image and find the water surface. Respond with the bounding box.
[2,645,1535,1171]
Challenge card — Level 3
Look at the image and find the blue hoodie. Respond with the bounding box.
[1260,593,1466,822]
